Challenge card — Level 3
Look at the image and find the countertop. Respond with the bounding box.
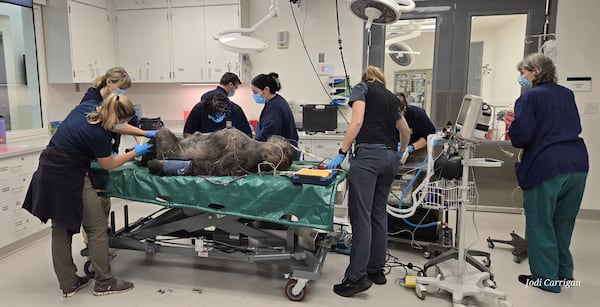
[0,135,50,159]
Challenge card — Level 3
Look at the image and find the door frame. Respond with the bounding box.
[364,0,557,127]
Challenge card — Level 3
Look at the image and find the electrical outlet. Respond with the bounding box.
[584,103,599,114]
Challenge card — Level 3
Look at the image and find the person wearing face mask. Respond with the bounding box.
[250,72,298,147]
[183,72,251,137]
[23,94,154,297]
[78,67,155,253]
[80,67,154,151]
[506,53,588,293]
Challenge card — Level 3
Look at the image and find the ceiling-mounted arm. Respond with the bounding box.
[212,0,279,53]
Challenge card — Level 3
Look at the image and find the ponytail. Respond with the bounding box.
[87,94,136,130]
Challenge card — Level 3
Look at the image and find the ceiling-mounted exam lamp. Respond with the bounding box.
[348,0,416,31]
[212,0,279,53]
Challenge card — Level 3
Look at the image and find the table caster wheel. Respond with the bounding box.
[423,251,431,259]
[513,254,521,263]
[487,240,495,248]
[285,279,306,301]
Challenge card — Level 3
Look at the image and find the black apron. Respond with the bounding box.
[22,146,90,233]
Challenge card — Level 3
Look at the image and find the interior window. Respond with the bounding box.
[467,14,527,140]
[384,18,436,114]
[0,2,42,133]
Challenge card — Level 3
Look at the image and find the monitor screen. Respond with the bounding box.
[302,104,338,132]
[455,94,486,141]
[456,97,472,125]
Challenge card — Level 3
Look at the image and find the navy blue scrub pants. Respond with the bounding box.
[523,171,587,293]
[345,145,400,281]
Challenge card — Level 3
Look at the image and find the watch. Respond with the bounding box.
[338,148,347,156]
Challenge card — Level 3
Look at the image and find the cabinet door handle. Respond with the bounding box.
[9,165,22,171]
[146,69,149,80]
[12,185,24,193]
[0,166,9,172]
[138,69,142,80]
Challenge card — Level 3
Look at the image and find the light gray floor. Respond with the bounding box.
[1,200,599,307]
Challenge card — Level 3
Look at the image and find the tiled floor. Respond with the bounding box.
[1,200,599,307]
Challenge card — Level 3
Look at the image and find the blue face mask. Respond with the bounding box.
[253,93,265,104]
[228,90,235,97]
[518,75,531,90]
[208,113,225,123]
[113,88,126,95]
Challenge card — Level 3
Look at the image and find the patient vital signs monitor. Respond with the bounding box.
[455,94,491,141]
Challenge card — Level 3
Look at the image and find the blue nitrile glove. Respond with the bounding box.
[133,143,154,156]
[325,154,346,169]
[407,145,415,153]
[145,130,159,138]
[113,152,118,157]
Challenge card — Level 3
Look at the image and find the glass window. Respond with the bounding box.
[384,18,436,114]
[0,1,42,133]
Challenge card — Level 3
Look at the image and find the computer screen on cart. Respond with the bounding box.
[302,104,338,133]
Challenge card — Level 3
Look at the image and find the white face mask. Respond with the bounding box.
[113,123,127,129]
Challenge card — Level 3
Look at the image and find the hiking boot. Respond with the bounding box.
[62,276,91,297]
[93,278,134,296]
[368,269,387,285]
[333,275,372,297]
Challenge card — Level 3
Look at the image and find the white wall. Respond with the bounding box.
[556,0,600,210]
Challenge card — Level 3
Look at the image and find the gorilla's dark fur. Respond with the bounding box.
[145,128,296,176]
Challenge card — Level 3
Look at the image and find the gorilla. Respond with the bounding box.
[144,128,296,176]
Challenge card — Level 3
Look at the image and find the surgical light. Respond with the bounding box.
[348,0,416,31]
[212,0,279,53]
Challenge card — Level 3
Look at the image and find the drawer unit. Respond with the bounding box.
[0,154,35,181]
[0,150,43,249]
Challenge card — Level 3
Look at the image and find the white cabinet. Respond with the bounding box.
[298,136,342,162]
[113,0,168,10]
[44,0,115,83]
[0,151,45,249]
[115,4,171,82]
[171,1,240,82]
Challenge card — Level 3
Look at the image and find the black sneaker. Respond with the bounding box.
[333,276,373,297]
[93,278,134,296]
[518,274,532,285]
[62,276,91,298]
[368,269,387,285]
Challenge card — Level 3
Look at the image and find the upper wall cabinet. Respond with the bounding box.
[170,1,240,82]
[43,0,115,83]
[114,0,171,82]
